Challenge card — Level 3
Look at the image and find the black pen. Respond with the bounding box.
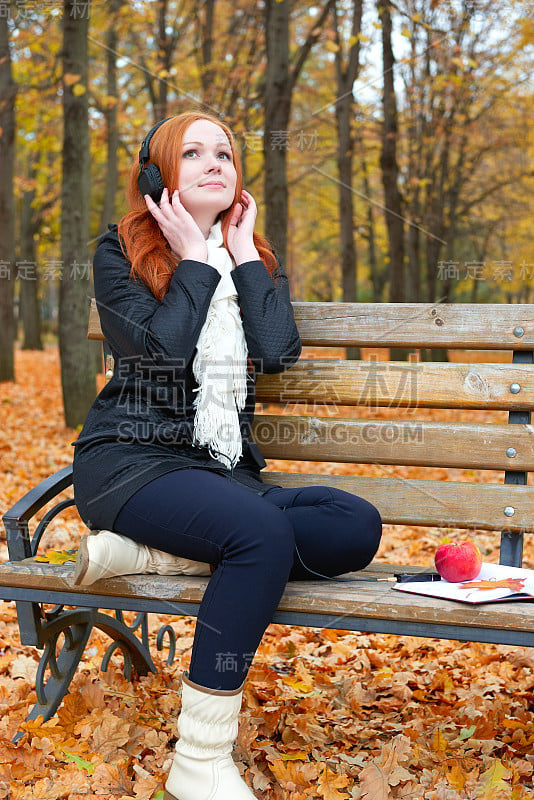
[395,572,442,583]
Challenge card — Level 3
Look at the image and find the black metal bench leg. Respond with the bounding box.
[14,608,156,743]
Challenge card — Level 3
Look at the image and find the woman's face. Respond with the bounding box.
[178,119,237,225]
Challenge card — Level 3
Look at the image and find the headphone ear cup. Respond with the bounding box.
[138,163,164,203]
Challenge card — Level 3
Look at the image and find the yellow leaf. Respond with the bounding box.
[476,759,511,798]
[51,549,78,564]
[432,728,447,752]
[35,549,77,564]
[72,84,87,97]
[447,762,467,792]
[20,716,63,741]
[63,72,81,86]
[317,764,350,800]
[324,41,339,53]
[281,675,314,694]
[281,750,308,761]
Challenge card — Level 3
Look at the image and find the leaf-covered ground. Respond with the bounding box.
[1,347,534,800]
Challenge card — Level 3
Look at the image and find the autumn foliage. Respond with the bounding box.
[1,348,534,798]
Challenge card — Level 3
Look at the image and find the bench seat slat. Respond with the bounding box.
[253,415,534,470]
[1,564,534,638]
[257,360,534,411]
[262,472,534,532]
[292,302,534,349]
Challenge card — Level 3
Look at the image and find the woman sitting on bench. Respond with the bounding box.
[72,111,382,800]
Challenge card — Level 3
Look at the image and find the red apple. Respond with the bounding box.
[434,541,482,582]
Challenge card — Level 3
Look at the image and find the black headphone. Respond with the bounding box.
[137,117,173,203]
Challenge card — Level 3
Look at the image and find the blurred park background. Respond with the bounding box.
[0,0,532,426]
[1,6,534,795]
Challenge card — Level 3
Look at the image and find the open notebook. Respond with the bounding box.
[393,562,534,604]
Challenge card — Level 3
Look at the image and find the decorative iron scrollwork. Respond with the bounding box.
[156,624,177,666]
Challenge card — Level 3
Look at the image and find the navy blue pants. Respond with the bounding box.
[113,469,382,690]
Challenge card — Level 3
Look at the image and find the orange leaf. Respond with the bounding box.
[57,692,89,733]
[460,578,526,592]
[63,72,81,86]
[446,762,467,792]
[269,758,308,788]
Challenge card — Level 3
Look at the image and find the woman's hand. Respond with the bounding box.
[227,190,260,266]
[145,188,208,263]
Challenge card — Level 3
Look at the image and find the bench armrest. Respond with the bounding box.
[2,465,74,560]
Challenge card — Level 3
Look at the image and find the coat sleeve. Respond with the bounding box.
[231,257,302,374]
[93,230,220,369]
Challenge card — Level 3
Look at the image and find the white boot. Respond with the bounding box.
[164,673,256,800]
[73,530,212,586]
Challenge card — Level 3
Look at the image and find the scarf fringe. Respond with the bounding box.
[192,222,248,469]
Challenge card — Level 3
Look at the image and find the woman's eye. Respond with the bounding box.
[218,151,231,160]
[183,149,198,158]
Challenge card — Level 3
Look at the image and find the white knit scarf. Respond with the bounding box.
[192,220,248,469]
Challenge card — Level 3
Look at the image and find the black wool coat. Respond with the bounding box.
[72,226,302,531]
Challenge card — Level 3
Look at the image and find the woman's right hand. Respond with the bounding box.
[145,188,208,263]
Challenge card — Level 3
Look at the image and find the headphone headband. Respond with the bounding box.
[138,117,173,168]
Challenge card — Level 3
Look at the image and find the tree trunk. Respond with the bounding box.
[263,0,291,263]
[0,12,16,381]
[19,178,43,350]
[355,123,383,301]
[155,0,169,120]
[98,0,122,234]
[377,0,405,302]
[60,0,96,427]
[333,0,363,304]
[199,0,216,108]
[263,0,335,264]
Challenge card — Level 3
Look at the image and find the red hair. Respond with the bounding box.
[118,111,277,301]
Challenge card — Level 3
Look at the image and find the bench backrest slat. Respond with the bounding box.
[293,302,534,349]
[264,472,534,533]
[257,360,534,411]
[88,299,534,350]
[253,415,533,470]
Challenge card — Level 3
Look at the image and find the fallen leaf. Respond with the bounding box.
[317,764,350,800]
[359,763,390,800]
[475,759,511,798]
[92,760,133,794]
[10,654,37,682]
[34,549,77,565]
[460,578,526,592]
[64,752,95,774]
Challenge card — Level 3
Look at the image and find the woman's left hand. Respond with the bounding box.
[227,190,260,266]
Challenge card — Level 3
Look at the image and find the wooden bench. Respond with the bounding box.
[2,300,534,736]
